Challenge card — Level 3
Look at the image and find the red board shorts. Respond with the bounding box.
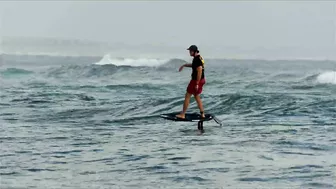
[187,78,206,95]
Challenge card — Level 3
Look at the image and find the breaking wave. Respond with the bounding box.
[93,54,188,68]
[44,59,187,78]
[316,71,336,84]
[94,54,169,67]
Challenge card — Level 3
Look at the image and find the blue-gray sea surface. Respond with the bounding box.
[1,54,336,189]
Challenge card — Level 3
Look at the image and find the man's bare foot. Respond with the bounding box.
[176,113,185,119]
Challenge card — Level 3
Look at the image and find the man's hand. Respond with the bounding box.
[179,65,185,72]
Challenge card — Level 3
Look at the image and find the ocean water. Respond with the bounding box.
[0,54,336,189]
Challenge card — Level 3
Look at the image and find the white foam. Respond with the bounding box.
[94,54,169,67]
[316,71,336,84]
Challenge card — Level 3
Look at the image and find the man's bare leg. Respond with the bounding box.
[194,94,205,118]
[176,92,192,119]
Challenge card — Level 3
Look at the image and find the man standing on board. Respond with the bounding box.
[176,45,206,119]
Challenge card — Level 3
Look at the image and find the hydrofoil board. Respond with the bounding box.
[160,112,222,126]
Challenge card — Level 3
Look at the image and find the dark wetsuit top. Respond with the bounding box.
[191,55,205,80]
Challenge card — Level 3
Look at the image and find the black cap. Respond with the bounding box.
[187,45,199,52]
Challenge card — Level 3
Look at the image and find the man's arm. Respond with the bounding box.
[196,66,202,83]
[195,58,203,83]
[179,63,192,72]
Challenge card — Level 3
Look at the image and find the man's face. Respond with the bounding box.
[189,50,195,56]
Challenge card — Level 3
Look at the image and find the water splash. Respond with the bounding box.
[316,71,336,84]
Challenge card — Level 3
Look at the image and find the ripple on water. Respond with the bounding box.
[302,182,335,189]
[165,175,210,183]
[167,157,190,161]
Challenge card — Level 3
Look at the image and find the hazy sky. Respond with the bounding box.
[1,1,336,59]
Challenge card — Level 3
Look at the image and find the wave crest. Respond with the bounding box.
[93,54,188,68]
[46,64,119,78]
[316,71,336,84]
[94,54,169,67]
[1,68,34,76]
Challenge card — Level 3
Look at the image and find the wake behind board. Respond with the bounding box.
[160,112,222,126]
